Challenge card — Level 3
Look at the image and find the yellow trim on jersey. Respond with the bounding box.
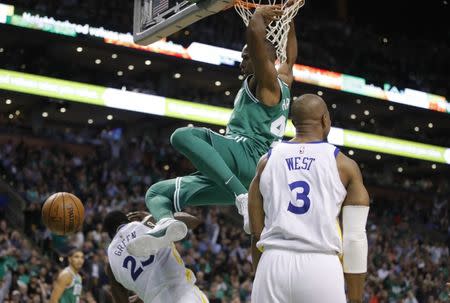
[195,286,209,303]
[336,219,344,264]
[185,269,194,283]
[170,244,195,283]
[336,219,343,242]
[171,244,184,265]
[258,245,264,253]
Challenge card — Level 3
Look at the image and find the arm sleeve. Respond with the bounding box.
[342,205,369,274]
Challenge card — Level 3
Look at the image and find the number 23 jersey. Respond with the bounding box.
[258,142,347,255]
[107,222,195,302]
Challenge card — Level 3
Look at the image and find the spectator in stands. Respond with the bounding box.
[0,128,447,302]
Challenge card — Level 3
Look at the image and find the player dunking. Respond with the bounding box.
[248,94,370,303]
[103,211,209,303]
[128,5,299,256]
[49,249,84,303]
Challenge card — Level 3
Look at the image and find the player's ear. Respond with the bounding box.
[291,117,298,128]
[321,113,327,128]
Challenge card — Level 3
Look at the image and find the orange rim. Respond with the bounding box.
[234,0,259,9]
[227,0,282,10]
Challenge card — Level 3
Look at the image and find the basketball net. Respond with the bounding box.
[234,0,304,63]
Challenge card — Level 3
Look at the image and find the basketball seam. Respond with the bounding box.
[69,194,81,232]
[46,193,59,227]
[62,192,66,235]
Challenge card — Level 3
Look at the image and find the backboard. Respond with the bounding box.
[133,0,233,45]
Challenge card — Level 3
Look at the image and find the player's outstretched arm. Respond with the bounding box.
[337,153,370,303]
[130,211,201,230]
[49,271,72,303]
[247,6,282,106]
[173,212,201,229]
[248,155,268,272]
[106,264,132,303]
[277,20,297,87]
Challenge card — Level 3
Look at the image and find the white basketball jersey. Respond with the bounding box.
[108,222,196,303]
[258,141,347,254]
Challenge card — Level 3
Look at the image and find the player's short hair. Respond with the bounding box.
[241,41,277,62]
[67,248,83,258]
[103,210,128,239]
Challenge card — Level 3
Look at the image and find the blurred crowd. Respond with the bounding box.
[0,47,448,148]
[0,1,448,303]
[365,199,448,303]
[0,127,448,302]
[2,1,449,148]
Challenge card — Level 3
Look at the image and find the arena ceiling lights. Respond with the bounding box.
[0,2,449,114]
[0,68,449,165]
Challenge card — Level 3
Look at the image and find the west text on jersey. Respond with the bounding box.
[285,157,316,171]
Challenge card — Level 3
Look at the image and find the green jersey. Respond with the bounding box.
[226,76,291,152]
[59,267,82,303]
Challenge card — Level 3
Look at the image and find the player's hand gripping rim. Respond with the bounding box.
[284,0,304,8]
[254,5,283,24]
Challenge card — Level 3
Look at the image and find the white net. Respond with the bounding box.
[235,0,304,63]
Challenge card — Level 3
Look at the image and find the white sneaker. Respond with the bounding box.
[127,218,188,257]
[235,193,251,234]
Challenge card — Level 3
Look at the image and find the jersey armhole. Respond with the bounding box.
[334,147,340,158]
[245,75,285,108]
[332,146,347,194]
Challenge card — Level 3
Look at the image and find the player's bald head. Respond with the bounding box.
[291,94,328,122]
[291,94,331,139]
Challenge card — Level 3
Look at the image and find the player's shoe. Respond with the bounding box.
[235,193,251,234]
[127,218,188,257]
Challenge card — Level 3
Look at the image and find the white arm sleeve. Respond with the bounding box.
[342,205,369,274]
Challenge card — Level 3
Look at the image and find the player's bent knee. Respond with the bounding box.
[145,186,157,202]
[170,127,193,149]
[145,182,171,205]
[146,182,169,197]
[170,127,208,151]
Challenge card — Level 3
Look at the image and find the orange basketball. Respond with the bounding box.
[41,192,84,236]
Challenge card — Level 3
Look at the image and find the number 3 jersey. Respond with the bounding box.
[258,142,347,255]
[226,76,291,152]
[107,222,196,302]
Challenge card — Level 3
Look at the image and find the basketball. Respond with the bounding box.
[41,192,85,236]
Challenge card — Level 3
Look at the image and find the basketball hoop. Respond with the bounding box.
[234,0,304,63]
